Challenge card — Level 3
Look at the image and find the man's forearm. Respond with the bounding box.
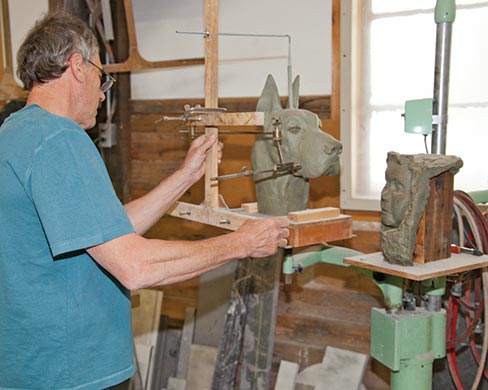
[87,215,288,290]
[87,231,249,289]
[124,168,193,234]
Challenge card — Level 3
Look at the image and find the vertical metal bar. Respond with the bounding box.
[431,22,453,155]
[431,0,456,155]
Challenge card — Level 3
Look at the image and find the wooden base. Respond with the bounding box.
[168,201,353,247]
[414,171,454,263]
[344,252,488,281]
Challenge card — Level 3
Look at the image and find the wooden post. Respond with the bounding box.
[204,0,219,208]
[414,171,454,263]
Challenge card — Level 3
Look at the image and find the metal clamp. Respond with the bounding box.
[155,104,227,124]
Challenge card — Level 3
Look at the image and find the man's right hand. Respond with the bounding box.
[235,217,290,258]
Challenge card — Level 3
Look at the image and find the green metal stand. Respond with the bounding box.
[371,307,446,390]
[283,246,447,390]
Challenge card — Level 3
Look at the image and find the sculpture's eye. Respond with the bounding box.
[287,125,301,134]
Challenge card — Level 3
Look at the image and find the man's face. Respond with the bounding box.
[381,159,413,228]
[78,57,106,130]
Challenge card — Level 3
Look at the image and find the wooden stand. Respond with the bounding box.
[413,171,454,264]
[345,252,488,281]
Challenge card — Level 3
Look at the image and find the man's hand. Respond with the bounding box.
[179,134,223,185]
[235,217,290,258]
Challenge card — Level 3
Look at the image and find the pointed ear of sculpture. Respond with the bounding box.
[257,74,282,113]
[289,75,300,109]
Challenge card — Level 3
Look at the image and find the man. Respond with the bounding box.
[0,11,289,389]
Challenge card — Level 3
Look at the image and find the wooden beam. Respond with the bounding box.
[192,112,264,128]
[320,0,340,136]
[204,0,219,208]
[288,215,352,247]
[288,207,340,223]
[103,0,204,73]
[168,202,259,231]
[168,202,353,247]
[413,171,454,263]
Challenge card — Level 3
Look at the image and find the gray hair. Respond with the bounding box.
[17,11,99,91]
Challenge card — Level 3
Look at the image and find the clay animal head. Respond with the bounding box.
[251,75,342,216]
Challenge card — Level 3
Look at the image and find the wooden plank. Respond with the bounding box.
[414,171,454,263]
[130,292,140,308]
[288,207,340,223]
[275,315,371,354]
[168,201,259,230]
[104,57,204,73]
[131,132,188,161]
[168,202,353,247]
[204,0,219,208]
[131,160,181,187]
[130,95,331,118]
[192,111,264,127]
[288,215,353,247]
[344,252,488,281]
[241,202,259,213]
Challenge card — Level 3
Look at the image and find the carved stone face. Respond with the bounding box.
[381,158,413,228]
[380,152,464,266]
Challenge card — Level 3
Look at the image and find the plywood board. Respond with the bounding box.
[344,252,488,281]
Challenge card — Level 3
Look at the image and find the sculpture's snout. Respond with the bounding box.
[323,139,343,156]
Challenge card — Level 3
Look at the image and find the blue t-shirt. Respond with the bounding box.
[0,105,136,389]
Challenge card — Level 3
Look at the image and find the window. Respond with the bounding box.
[341,0,488,211]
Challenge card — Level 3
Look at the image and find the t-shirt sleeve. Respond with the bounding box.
[30,128,135,257]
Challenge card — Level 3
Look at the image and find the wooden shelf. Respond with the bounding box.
[344,252,488,281]
[168,201,353,248]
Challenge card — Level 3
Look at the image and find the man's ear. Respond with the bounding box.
[68,53,85,83]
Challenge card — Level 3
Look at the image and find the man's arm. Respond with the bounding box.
[86,217,289,290]
[124,134,222,235]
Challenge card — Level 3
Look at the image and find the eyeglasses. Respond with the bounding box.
[85,59,116,93]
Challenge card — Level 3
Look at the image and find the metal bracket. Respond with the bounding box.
[156,104,227,124]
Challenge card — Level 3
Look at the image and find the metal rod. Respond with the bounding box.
[431,22,453,155]
[177,30,292,105]
[431,0,456,155]
[179,129,274,135]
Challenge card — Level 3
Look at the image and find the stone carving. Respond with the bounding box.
[251,75,342,216]
[380,152,463,265]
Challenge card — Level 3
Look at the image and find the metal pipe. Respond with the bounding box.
[431,0,456,154]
